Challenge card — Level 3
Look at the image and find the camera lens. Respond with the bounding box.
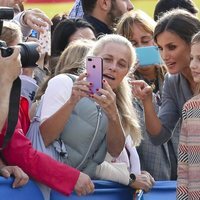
[0,46,13,57]
[93,65,95,68]
[0,7,14,20]
[18,42,40,68]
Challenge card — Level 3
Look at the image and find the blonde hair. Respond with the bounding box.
[36,39,94,100]
[116,10,156,41]
[89,34,141,146]
[191,31,200,45]
[55,39,95,75]
[0,21,22,45]
[191,31,200,94]
[116,9,167,88]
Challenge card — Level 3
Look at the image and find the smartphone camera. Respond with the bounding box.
[86,56,103,94]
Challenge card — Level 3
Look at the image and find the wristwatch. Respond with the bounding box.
[128,173,136,186]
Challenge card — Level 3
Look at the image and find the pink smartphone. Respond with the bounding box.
[86,56,103,94]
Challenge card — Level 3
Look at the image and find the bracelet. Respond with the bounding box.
[128,173,136,186]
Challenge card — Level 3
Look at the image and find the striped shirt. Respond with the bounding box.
[177,94,200,199]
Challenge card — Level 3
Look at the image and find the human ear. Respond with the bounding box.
[98,0,111,12]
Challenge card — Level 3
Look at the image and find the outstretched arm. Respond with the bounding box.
[131,80,162,136]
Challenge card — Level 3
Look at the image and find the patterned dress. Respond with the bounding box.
[177,94,200,200]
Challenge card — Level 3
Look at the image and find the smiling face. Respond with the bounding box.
[97,42,131,89]
[190,42,200,83]
[156,31,191,74]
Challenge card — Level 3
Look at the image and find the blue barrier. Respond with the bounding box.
[0,176,177,200]
[0,176,44,200]
[0,177,135,200]
[142,181,177,200]
[51,180,135,200]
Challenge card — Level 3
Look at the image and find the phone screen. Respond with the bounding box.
[86,56,103,94]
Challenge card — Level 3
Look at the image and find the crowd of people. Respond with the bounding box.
[0,0,200,200]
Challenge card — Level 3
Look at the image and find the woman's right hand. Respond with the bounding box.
[130,80,153,103]
[69,73,91,105]
[74,172,94,196]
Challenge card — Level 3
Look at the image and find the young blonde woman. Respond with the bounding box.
[39,34,141,179]
[28,39,95,199]
[116,10,171,180]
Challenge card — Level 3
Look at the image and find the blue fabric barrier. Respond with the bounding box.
[141,181,177,200]
[50,180,135,200]
[0,176,44,200]
[0,177,176,200]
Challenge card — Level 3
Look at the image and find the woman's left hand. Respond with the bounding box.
[92,79,118,119]
[130,171,155,192]
[0,165,29,188]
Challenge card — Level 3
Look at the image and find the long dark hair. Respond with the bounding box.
[154,9,200,45]
[153,0,198,21]
[51,18,95,57]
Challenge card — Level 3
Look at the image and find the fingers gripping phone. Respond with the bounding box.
[86,56,103,94]
[135,46,164,67]
[30,26,51,56]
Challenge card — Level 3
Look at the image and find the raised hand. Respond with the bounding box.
[131,80,152,102]
[69,73,91,104]
[92,79,118,119]
[23,8,52,34]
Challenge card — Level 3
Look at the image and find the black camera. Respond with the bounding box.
[0,7,14,19]
[0,40,40,68]
[0,7,40,67]
[0,7,14,35]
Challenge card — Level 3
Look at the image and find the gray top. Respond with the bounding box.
[61,97,108,178]
[137,72,192,180]
[135,99,172,180]
[150,73,193,145]
[135,71,171,180]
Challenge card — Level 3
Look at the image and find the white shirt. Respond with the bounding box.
[40,74,74,122]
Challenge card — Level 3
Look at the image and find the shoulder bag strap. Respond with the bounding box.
[2,77,21,148]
